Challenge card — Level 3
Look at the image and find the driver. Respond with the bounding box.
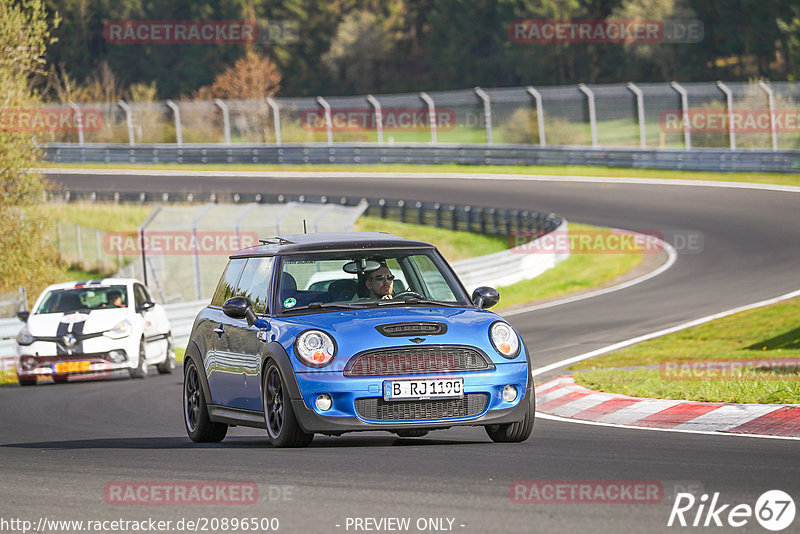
[106,290,123,307]
[365,264,395,300]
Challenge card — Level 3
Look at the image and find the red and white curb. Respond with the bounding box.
[536,376,800,438]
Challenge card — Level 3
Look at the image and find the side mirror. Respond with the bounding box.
[223,296,258,327]
[17,310,29,322]
[140,301,156,311]
[472,286,500,309]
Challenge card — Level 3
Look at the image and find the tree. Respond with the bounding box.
[194,51,281,100]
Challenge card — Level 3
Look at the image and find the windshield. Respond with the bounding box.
[277,249,469,312]
[35,286,129,314]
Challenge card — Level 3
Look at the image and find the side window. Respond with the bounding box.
[210,259,246,307]
[235,257,274,314]
[133,284,149,311]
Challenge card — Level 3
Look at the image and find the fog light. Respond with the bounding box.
[108,350,127,363]
[315,394,333,411]
[502,385,518,402]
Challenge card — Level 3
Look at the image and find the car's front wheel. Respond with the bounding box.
[485,394,534,443]
[184,359,227,443]
[18,377,36,386]
[129,338,148,379]
[262,360,313,448]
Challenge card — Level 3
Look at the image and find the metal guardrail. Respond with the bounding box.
[43,143,800,173]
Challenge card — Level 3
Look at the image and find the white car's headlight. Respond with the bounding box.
[105,319,133,339]
[294,330,336,367]
[490,321,520,359]
[16,326,34,346]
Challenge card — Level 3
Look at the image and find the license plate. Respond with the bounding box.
[54,361,91,373]
[383,377,463,401]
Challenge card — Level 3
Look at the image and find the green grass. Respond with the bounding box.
[40,162,800,187]
[574,369,800,404]
[570,297,800,404]
[494,223,643,310]
[44,202,152,233]
[354,216,506,262]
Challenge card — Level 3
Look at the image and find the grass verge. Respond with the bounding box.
[571,297,800,404]
[42,162,800,188]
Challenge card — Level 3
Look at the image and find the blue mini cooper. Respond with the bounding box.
[183,233,533,447]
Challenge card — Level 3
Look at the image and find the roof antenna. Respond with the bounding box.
[303,219,307,234]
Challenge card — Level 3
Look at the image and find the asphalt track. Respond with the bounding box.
[1,170,798,533]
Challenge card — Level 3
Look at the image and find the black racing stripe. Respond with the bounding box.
[56,321,70,355]
[75,280,89,287]
[88,279,104,285]
[72,320,86,354]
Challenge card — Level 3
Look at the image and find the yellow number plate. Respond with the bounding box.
[54,361,91,373]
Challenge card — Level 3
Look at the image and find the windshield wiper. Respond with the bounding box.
[375,298,461,308]
[285,302,370,312]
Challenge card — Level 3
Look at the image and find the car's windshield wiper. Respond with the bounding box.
[285,302,369,312]
[375,298,461,307]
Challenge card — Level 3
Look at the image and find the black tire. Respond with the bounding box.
[18,378,36,386]
[129,338,148,379]
[485,393,535,443]
[183,359,228,443]
[394,429,429,438]
[156,336,175,375]
[263,360,313,448]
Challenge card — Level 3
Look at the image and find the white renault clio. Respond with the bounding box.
[16,278,174,385]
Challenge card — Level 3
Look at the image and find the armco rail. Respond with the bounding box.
[43,143,800,173]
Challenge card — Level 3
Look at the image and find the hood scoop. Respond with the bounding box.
[375,322,447,337]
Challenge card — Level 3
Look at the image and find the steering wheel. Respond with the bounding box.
[394,290,425,299]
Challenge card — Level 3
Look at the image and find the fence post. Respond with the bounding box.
[420,92,438,144]
[214,99,232,145]
[266,97,281,145]
[117,100,135,146]
[670,81,691,150]
[96,228,102,268]
[525,86,546,147]
[715,81,736,150]
[166,100,183,146]
[56,221,62,258]
[366,94,383,144]
[67,102,84,146]
[138,206,162,287]
[316,96,333,145]
[474,87,492,145]
[76,224,83,264]
[191,205,213,300]
[578,83,598,148]
[626,82,646,148]
[758,81,778,151]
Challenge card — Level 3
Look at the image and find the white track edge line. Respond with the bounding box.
[37,168,800,194]
[502,233,677,316]
[535,412,800,441]
[532,288,800,377]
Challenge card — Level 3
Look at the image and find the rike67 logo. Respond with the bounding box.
[668,490,795,531]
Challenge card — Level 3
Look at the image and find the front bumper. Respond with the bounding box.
[16,352,129,380]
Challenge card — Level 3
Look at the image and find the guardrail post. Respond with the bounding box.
[474,87,492,145]
[434,203,442,227]
[526,86,546,147]
[366,95,383,144]
[478,207,486,234]
[490,208,498,234]
[670,81,691,150]
[266,97,281,145]
[317,96,333,145]
[214,99,232,145]
[503,210,511,235]
[420,92,438,144]
[716,81,736,150]
[379,198,387,219]
[398,200,405,223]
[626,82,646,148]
[117,100,135,146]
[166,100,183,146]
[578,84,598,148]
[758,81,778,151]
[449,205,457,231]
[416,201,423,225]
[67,102,84,146]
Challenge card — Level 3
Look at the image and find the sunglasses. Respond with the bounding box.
[370,274,395,282]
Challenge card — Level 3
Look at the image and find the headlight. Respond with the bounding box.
[16,326,34,346]
[294,330,336,367]
[490,321,520,359]
[105,319,132,339]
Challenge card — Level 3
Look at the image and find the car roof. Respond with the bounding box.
[230,232,435,257]
[42,278,141,291]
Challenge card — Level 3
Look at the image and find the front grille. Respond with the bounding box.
[355,393,489,421]
[376,322,447,337]
[344,346,493,377]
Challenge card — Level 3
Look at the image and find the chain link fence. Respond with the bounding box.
[40,81,800,151]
